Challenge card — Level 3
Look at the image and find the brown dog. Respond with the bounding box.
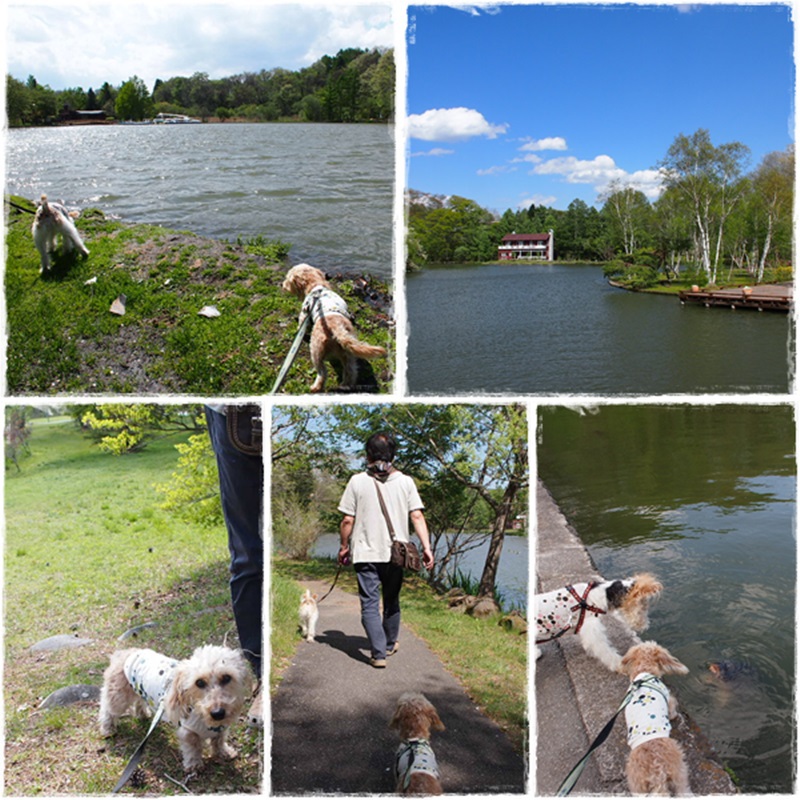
[620,642,691,795]
[281,263,386,392]
[389,692,445,794]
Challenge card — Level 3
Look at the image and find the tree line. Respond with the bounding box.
[6,46,394,126]
[409,130,793,287]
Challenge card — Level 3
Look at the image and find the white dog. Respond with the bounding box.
[298,589,319,642]
[98,645,250,774]
[32,194,90,272]
[620,641,691,795]
[281,263,387,392]
[535,573,662,671]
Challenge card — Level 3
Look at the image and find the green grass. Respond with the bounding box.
[5,417,262,795]
[6,195,393,394]
[272,556,528,753]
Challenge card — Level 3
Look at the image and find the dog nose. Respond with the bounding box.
[211,708,226,721]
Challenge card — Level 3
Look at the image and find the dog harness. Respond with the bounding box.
[625,672,672,750]
[123,649,178,711]
[299,286,351,326]
[536,582,606,644]
[394,739,440,790]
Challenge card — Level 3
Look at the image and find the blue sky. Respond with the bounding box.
[407,3,795,214]
[6,2,393,93]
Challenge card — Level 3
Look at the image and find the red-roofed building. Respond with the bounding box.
[498,230,554,261]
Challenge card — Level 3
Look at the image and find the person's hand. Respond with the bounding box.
[422,547,434,571]
[338,544,351,566]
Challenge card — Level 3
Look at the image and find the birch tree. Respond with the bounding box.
[752,146,794,281]
[658,129,750,283]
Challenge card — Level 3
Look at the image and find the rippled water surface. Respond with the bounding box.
[407,263,791,394]
[6,123,394,277]
[538,405,795,793]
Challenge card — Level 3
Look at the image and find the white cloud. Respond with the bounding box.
[411,148,455,158]
[477,164,518,176]
[6,3,393,90]
[408,107,508,141]
[532,154,626,184]
[511,154,543,165]
[519,136,568,152]
[516,194,557,209]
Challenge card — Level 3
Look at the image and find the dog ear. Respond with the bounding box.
[427,705,445,732]
[657,647,689,676]
[164,663,190,718]
[605,580,629,608]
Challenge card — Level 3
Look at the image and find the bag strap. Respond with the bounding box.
[371,476,397,542]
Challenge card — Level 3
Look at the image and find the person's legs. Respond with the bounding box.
[378,562,404,652]
[205,407,263,680]
[355,562,387,661]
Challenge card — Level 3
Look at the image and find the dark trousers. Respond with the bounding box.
[355,561,404,660]
[205,406,263,678]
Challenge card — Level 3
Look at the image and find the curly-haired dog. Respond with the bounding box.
[620,641,691,795]
[389,692,445,795]
[535,573,662,671]
[298,589,319,642]
[32,194,89,272]
[281,263,386,392]
[98,645,250,774]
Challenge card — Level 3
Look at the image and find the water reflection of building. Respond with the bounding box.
[498,229,554,261]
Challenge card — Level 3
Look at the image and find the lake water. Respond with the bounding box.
[407,263,792,394]
[538,405,795,793]
[5,123,394,278]
[311,532,528,612]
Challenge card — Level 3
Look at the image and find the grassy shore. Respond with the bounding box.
[5,195,393,395]
[272,556,528,753]
[5,417,261,795]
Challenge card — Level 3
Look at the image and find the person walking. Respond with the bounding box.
[338,432,434,668]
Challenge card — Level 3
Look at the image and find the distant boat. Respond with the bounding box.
[153,113,201,124]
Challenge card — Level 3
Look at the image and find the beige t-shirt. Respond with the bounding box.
[338,471,424,563]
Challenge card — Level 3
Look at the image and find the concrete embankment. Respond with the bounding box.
[536,480,737,795]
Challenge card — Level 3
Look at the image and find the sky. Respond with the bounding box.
[5,1,394,93]
[407,3,795,214]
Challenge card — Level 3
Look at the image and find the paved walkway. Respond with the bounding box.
[536,481,736,795]
[270,578,527,795]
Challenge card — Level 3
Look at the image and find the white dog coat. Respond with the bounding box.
[124,649,178,710]
[625,672,672,750]
[299,285,351,326]
[535,583,606,643]
[394,739,440,790]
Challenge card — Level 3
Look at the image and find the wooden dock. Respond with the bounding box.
[679,283,792,312]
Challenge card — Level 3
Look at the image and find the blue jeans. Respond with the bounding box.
[205,406,263,678]
[355,562,404,660]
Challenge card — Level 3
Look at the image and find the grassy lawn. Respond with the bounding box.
[272,556,528,753]
[5,416,262,795]
[5,195,393,395]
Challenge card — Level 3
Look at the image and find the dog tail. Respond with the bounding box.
[333,323,387,359]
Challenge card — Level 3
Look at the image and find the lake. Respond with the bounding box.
[5,123,394,278]
[406,263,791,394]
[311,532,528,612]
[538,404,795,793]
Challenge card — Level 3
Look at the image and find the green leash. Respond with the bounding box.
[556,676,667,796]
[270,316,310,394]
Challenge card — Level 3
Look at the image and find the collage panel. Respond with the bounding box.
[406,5,793,396]
[536,404,795,794]
[4,403,264,793]
[270,402,528,794]
[6,5,395,397]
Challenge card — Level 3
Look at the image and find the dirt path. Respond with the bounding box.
[270,580,527,794]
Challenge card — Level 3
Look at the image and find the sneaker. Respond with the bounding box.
[387,642,400,656]
[370,657,387,668]
[247,683,263,728]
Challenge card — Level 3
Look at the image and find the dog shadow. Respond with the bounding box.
[328,358,380,394]
[316,629,372,665]
[39,251,86,281]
